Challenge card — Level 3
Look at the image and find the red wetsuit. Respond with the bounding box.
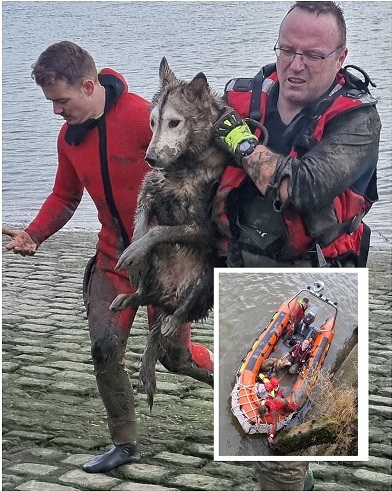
[265,397,297,440]
[25,69,213,444]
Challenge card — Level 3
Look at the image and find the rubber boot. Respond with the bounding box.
[82,441,139,473]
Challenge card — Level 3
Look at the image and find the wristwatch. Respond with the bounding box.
[236,139,260,162]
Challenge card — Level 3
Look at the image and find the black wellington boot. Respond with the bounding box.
[82,442,140,473]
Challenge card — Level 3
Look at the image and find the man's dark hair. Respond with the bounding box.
[258,405,268,416]
[288,1,347,47]
[31,41,97,87]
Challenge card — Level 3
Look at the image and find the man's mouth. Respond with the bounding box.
[287,77,306,85]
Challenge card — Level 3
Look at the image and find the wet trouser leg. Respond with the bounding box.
[84,259,140,445]
[254,461,310,491]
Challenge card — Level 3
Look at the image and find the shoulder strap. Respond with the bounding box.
[249,63,276,121]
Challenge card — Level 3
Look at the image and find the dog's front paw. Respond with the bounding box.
[109,292,142,311]
[116,244,138,270]
[117,239,149,271]
[109,293,132,311]
[161,315,181,337]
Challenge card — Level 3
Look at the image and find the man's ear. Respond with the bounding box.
[82,79,95,95]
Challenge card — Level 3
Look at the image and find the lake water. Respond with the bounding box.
[2,1,392,249]
[217,271,360,457]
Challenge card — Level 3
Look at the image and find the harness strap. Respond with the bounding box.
[317,210,366,248]
[249,64,275,121]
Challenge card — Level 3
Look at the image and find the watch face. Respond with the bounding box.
[239,141,252,152]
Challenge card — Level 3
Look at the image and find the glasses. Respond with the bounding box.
[274,43,343,65]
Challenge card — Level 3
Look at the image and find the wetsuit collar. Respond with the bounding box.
[65,72,125,146]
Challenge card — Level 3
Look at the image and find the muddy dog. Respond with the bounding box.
[260,357,292,377]
[109,57,229,408]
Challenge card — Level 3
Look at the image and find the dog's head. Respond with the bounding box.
[146,57,226,171]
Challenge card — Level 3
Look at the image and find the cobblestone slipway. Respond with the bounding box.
[2,231,391,491]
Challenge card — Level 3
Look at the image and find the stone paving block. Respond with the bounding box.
[14,337,45,346]
[184,443,213,459]
[18,447,67,461]
[15,480,80,491]
[53,351,91,363]
[6,430,55,442]
[15,345,51,355]
[47,342,85,351]
[167,473,233,491]
[62,454,95,466]
[8,463,59,477]
[15,354,48,363]
[53,370,95,383]
[353,468,392,489]
[50,437,102,450]
[49,381,95,396]
[313,485,365,491]
[2,361,21,372]
[155,381,183,394]
[17,377,54,388]
[203,461,255,480]
[45,361,92,372]
[19,366,60,376]
[58,469,121,490]
[369,404,392,418]
[112,482,179,491]
[153,452,206,468]
[114,463,172,483]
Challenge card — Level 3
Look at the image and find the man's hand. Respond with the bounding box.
[2,226,38,256]
[213,109,260,165]
[268,434,274,444]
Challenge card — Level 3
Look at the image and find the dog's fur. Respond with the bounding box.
[110,57,229,408]
[260,357,292,377]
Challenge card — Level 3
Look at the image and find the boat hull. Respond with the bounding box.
[231,289,336,435]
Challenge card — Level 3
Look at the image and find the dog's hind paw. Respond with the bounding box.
[161,315,181,337]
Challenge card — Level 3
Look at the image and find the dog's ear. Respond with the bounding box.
[159,57,177,86]
[188,72,209,99]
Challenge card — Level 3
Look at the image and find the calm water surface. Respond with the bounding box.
[2,1,392,248]
[218,272,359,457]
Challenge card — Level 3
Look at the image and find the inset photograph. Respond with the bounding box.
[215,270,367,461]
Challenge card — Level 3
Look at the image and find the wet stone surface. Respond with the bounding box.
[2,231,392,491]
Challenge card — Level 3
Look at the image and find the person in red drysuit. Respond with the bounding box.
[257,397,297,444]
[2,41,213,473]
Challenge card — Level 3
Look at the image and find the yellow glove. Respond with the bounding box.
[213,109,260,165]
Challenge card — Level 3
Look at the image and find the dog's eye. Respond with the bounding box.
[168,119,180,128]
[150,119,155,128]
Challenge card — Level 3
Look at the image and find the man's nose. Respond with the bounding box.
[290,53,306,69]
[53,102,63,115]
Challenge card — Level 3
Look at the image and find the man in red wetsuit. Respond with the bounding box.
[258,397,297,444]
[2,41,213,473]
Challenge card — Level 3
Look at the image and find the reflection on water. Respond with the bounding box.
[218,271,359,457]
[2,2,392,246]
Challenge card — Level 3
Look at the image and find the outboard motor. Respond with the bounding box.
[300,306,319,336]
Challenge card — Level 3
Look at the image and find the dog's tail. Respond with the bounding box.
[139,319,165,411]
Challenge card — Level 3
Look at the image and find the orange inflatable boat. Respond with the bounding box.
[230,282,337,435]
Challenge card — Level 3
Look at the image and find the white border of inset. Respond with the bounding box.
[213,268,368,462]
